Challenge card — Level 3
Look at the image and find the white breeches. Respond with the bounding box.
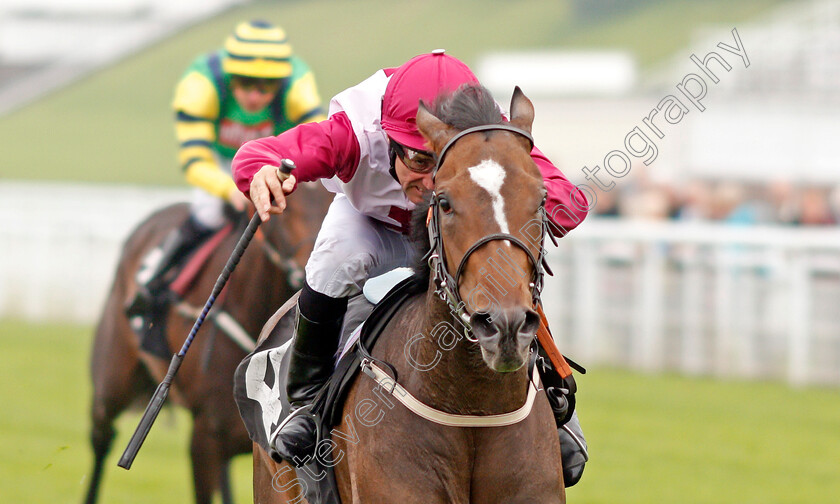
[305,194,417,299]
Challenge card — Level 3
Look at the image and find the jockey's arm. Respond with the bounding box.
[173,71,239,201]
[233,112,361,221]
[530,146,589,236]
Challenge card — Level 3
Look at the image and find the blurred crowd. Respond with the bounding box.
[592,173,840,226]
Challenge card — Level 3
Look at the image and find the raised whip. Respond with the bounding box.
[118,159,295,469]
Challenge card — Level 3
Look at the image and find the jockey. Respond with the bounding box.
[126,20,326,317]
[233,51,590,486]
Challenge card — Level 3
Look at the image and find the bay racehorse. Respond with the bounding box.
[252,85,565,503]
[85,182,331,504]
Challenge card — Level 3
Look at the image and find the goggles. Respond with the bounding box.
[390,139,436,174]
[231,76,282,94]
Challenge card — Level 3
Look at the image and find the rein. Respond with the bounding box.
[252,212,306,289]
[426,123,549,341]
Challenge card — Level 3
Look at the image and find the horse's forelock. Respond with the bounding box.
[432,84,503,130]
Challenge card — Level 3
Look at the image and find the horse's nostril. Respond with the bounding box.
[523,309,540,335]
[471,309,539,343]
[470,312,495,334]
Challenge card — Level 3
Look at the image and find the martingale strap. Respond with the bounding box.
[361,359,541,427]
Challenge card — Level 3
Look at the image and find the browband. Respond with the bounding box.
[435,124,534,175]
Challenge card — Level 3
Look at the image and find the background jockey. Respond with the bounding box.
[233,51,590,486]
[126,20,326,317]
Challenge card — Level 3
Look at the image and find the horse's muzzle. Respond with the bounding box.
[470,308,540,372]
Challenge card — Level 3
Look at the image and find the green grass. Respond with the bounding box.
[2,318,838,503]
[0,319,253,504]
[0,0,790,185]
[570,368,840,504]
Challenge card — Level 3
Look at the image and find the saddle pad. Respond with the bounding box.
[233,309,342,504]
[362,267,414,304]
[169,223,233,297]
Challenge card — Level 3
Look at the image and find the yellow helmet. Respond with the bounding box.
[223,21,293,79]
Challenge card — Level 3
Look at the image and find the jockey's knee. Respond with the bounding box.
[305,250,376,300]
[189,189,227,230]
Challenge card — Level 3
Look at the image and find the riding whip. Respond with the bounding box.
[118,159,295,469]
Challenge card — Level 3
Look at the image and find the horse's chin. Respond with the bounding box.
[479,347,529,373]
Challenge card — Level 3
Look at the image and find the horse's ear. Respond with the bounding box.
[509,87,535,148]
[416,100,457,153]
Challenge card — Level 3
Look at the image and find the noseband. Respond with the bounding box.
[426,124,550,341]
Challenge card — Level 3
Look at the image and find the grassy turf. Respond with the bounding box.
[2,318,837,503]
[0,0,789,185]
[0,319,253,504]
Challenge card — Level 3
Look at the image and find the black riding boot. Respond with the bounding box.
[536,353,589,487]
[125,215,211,317]
[269,282,347,466]
[559,411,588,487]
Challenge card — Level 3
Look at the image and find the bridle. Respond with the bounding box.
[349,123,556,430]
[425,124,551,341]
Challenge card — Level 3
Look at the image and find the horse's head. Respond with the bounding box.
[416,85,547,373]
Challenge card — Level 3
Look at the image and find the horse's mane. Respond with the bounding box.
[408,84,503,285]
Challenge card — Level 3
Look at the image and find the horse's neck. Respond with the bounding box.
[392,289,531,416]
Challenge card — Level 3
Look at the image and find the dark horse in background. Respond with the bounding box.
[252,86,565,503]
[84,182,331,504]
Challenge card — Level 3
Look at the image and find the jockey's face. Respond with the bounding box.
[394,153,435,204]
[231,76,280,113]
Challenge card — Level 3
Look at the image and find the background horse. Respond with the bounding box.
[84,182,331,504]
[251,85,564,503]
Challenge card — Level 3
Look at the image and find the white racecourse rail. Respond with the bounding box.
[2,182,839,386]
[0,182,189,323]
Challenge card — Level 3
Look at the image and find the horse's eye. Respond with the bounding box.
[439,197,453,214]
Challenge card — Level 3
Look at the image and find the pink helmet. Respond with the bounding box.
[381,50,479,151]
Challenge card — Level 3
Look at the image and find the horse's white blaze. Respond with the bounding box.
[468,159,510,234]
